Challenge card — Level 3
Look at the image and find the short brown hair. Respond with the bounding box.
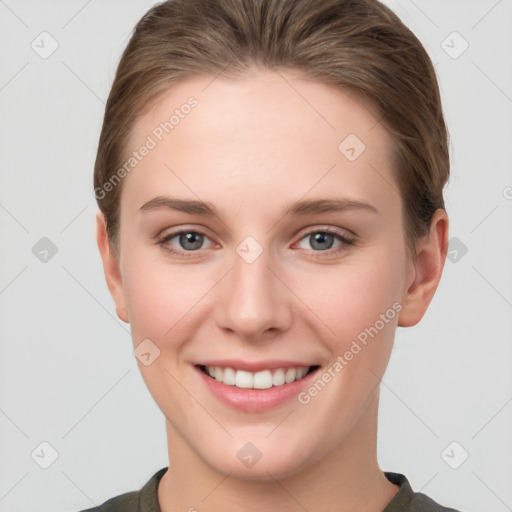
[94,0,450,260]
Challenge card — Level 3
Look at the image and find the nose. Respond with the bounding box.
[214,246,293,341]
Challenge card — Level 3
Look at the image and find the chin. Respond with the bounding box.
[202,441,314,482]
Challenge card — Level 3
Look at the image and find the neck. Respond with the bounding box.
[157,390,399,512]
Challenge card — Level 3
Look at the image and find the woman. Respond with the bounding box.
[87,0,460,510]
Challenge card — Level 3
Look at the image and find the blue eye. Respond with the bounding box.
[157,227,355,258]
[158,230,213,256]
[174,232,205,251]
[296,229,355,253]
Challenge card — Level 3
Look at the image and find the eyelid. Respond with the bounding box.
[157,224,212,241]
[293,224,355,241]
[158,226,213,241]
[291,226,356,256]
[157,224,356,257]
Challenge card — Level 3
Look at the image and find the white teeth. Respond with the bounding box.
[223,367,236,385]
[297,367,308,379]
[285,368,296,383]
[253,370,272,389]
[235,370,253,389]
[204,365,311,389]
[272,369,285,386]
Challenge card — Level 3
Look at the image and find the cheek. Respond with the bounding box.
[292,252,404,424]
[297,253,403,341]
[121,249,208,342]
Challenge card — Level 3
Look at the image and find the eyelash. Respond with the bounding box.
[156,227,356,259]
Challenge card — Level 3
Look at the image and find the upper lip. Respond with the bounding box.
[195,359,319,372]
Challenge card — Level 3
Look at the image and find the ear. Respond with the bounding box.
[96,211,129,323]
[398,208,449,327]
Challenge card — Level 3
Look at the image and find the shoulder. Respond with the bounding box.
[409,492,462,512]
[384,472,463,512]
[78,491,140,512]
[74,467,168,512]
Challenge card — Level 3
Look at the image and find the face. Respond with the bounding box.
[97,68,445,480]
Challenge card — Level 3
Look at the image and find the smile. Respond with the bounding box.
[198,365,319,389]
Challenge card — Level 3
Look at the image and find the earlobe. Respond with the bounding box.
[95,211,129,324]
[397,209,449,327]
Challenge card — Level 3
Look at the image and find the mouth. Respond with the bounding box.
[196,364,321,390]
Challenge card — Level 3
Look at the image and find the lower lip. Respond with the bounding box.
[195,365,320,412]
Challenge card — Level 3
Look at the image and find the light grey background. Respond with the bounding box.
[0,1,511,511]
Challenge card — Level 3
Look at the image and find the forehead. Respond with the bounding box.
[122,69,400,219]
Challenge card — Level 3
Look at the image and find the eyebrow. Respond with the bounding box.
[139,195,378,217]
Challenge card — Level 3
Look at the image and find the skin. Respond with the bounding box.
[96,68,448,512]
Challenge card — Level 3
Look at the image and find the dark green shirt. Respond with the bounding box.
[78,467,462,512]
